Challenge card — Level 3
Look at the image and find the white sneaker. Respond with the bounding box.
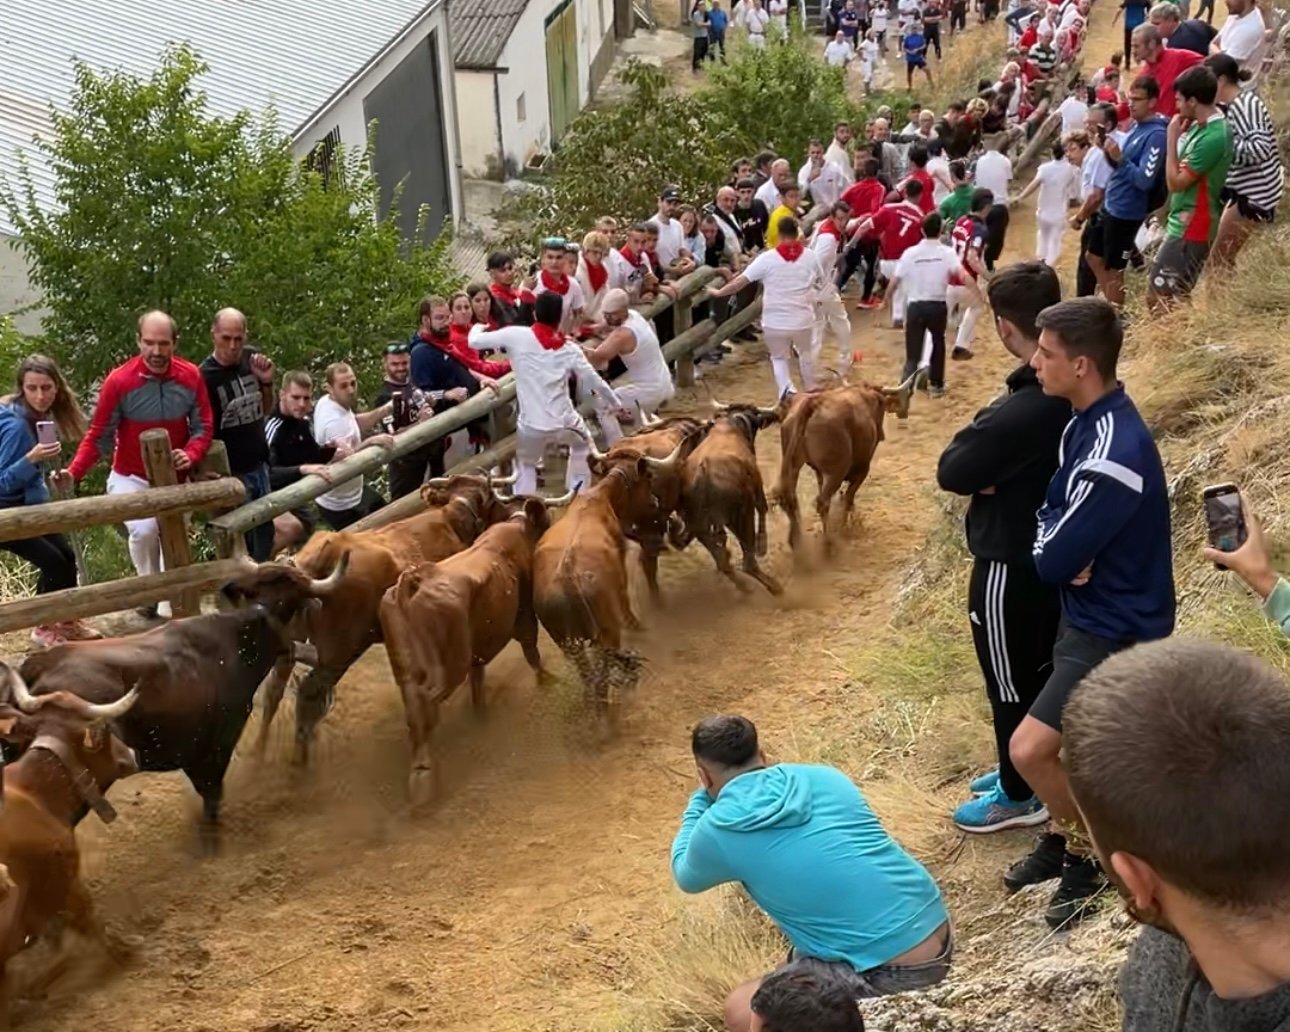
[157,600,173,619]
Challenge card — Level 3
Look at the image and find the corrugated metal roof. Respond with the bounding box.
[0,0,443,237]
[451,0,529,70]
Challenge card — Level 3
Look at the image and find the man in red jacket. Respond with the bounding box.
[56,310,214,591]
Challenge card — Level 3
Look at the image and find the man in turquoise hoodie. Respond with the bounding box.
[671,716,951,1032]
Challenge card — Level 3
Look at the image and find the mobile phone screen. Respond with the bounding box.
[1204,489,1247,553]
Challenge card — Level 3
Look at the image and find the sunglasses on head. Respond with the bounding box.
[541,236,568,250]
[385,343,411,355]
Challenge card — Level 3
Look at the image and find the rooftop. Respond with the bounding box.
[451,0,530,71]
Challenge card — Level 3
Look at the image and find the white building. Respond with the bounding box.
[0,0,464,332]
[452,0,621,180]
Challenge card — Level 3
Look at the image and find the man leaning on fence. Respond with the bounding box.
[56,310,213,618]
[200,308,276,561]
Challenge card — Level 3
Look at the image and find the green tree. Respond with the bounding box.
[1,46,458,391]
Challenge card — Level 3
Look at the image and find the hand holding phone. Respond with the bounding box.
[1203,483,1248,567]
[1203,487,1279,599]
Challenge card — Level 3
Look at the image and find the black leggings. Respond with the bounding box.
[837,239,880,299]
[925,22,942,56]
[1,532,77,595]
[903,300,948,389]
[984,203,1010,271]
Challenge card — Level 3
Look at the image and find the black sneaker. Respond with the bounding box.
[1003,832,1066,893]
[951,346,974,361]
[135,604,159,620]
[1044,853,1110,930]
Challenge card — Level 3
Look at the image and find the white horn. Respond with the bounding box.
[544,485,582,507]
[3,663,40,714]
[79,687,141,722]
[710,399,731,413]
[489,467,519,487]
[306,550,349,596]
[644,439,686,472]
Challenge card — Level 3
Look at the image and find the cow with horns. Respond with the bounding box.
[533,439,686,720]
[775,375,916,554]
[671,401,783,595]
[379,496,553,807]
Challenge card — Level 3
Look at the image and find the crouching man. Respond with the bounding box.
[671,715,952,1032]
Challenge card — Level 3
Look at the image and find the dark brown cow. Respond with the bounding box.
[590,416,707,602]
[533,443,683,718]
[0,667,139,999]
[378,498,551,807]
[775,376,915,554]
[236,474,537,765]
[671,402,782,595]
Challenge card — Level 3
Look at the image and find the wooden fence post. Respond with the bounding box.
[140,429,199,617]
[49,476,90,588]
[674,293,695,388]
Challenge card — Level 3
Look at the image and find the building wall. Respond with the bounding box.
[293,2,463,230]
[456,70,502,179]
[0,234,43,335]
[496,1,559,175]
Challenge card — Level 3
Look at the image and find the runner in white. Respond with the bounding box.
[809,201,855,373]
[1012,140,1079,265]
[707,216,826,397]
[469,292,624,494]
[584,289,675,444]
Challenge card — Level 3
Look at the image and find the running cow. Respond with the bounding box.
[0,666,140,990]
[533,442,685,719]
[16,556,347,849]
[776,377,915,554]
[379,496,554,807]
[671,402,782,595]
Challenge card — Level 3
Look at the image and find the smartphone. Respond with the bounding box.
[1203,483,1247,568]
[35,421,56,446]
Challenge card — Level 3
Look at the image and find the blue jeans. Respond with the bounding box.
[781,924,953,998]
[239,464,274,562]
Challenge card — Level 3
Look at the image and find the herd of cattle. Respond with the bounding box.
[0,375,913,995]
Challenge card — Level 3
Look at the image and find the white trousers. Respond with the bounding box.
[764,325,822,397]
[814,287,853,372]
[516,424,592,495]
[108,470,165,577]
[946,283,983,353]
[595,381,674,445]
[880,259,906,323]
[1036,216,1066,267]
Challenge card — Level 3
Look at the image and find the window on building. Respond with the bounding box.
[304,126,342,186]
[517,93,527,123]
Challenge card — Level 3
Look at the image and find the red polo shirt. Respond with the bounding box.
[1138,48,1202,117]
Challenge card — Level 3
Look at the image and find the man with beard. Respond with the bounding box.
[1065,639,1290,1031]
[374,342,445,499]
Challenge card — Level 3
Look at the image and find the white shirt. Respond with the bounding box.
[809,223,846,282]
[607,247,647,300]
[1057,94,1088,134]
[755,178,783,211]
[1216,7,1265,63]
[768,0,789,25]
[742,247,825,331]
[617,311,675,401]
[1037,15,1055,40]
[859,37,880,66]
[824,39,854,65]
[974,150,1013,202]
[1058,3,1079,31]
[826,138,855,184]
[746,6,770,32]
[798,158,848,208]
[648,214,687,270]
[533,275,587,334]
[469,325,620,434]
[1080,144,1112,200]
[928,154,953,204]
[1034,157,1078,221]
[897,0,920,25]
[894,238,962,302]
[575,257,610,321]
[684,231,707,266]
[872,5,888,29]
[312,395,363,511]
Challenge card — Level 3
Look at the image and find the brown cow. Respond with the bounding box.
[775,375,915,554]
[378,497,552,807]
[235,473,542,765]
[0,666,139,1001]
[533,443,684,719]
[590,416,707,603]
[671,402,782,595]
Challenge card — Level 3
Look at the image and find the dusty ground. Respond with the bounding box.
[6,10,1136,1030]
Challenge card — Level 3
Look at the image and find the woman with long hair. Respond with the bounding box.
[447,291,510,380]
[467,281,501,332]
[0,354,101,646]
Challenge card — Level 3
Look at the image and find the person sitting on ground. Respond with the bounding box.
[671,715,952,1032]
[265,370,336,554]
[0,354,100,647]
[750,968,865,1032]
[1064,637,1290,1032]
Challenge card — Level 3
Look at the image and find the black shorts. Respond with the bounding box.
[289,505,317,537]
[1220,186,1276,224]
[1087,213,1142,271]
[1150,236,1210,296]
[1028,621,1130,732]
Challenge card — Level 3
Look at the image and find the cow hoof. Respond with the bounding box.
[408,768,438,812]
[291,742,310,767]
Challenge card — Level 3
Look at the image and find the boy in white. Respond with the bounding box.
[470,293,623,495]
[1012,141,1078,266]
[859,30,881,89]
[583,289,675,444]
[809,201,854,372]
[973,143,1013,202]
[872,2,889,51]
[706,216,825,397]
[533,238,586,334]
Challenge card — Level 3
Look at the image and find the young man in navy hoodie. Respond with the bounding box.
[1008,296,1175,929]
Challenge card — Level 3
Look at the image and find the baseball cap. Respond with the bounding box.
[660,185,682,201]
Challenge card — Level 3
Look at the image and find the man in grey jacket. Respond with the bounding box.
[1064,638,1290,1032]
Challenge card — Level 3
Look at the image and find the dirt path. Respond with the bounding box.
[8,36,1122,1032]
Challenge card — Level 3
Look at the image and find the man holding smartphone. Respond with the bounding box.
[1010,297,1175,929]
[937,263,1070,835]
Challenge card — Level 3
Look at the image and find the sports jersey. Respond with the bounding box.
[1166,112,1232,244]
[870,202,924,260]
[901,168,936,213]
[951,215,988,279]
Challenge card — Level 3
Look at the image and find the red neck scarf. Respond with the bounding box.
[818,219,842,240]
[776,241,805,262]
[540,269,570,295]
[584,259,608,295]
[417,328,451,348]
[618,244,643,267]
[532,322,566,351]
[491,282,518,305]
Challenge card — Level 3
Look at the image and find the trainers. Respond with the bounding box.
[1045,853,1111,930]
[953,784,1050,834]
[856,297,883,310]
[57,618,103,641]
[1004,832,1067,893]
[969,768,1001,794]
[929,385,946,399]
[30,624,67,648]
[952,346,974,361]
[157,600,174,620]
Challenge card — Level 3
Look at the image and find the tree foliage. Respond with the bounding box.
[1,46,459,390]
